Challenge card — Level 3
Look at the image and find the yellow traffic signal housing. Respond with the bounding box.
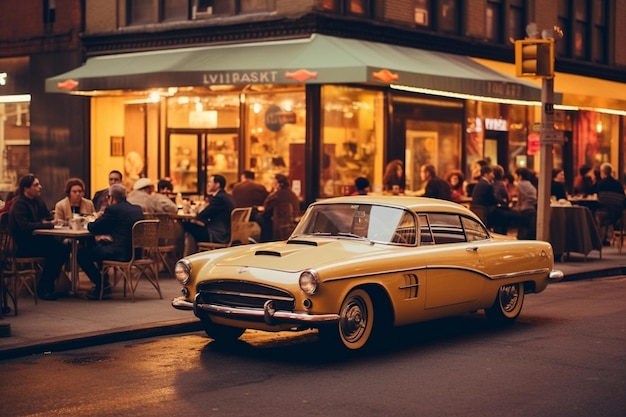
[515,39,554,78]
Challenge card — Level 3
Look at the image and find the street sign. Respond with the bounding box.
[541,131,564,144]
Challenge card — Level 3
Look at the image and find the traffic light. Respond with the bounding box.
[515,39,554,78]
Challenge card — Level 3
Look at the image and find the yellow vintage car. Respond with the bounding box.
[172,196,563,350]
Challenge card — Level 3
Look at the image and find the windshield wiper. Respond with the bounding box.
[336,232,374,244]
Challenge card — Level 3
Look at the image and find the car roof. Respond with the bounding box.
[312,196,476,217]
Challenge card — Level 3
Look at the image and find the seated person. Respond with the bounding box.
[183,174,234,254]
[9,174,70,300]
[257,174,301,242]
[54,177,96,223]
[595,162,625,245]
[350,177,370,195]
[77,183,144,300]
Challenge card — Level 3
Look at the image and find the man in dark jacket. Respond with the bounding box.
[183,174,235,253]
[77,183,144,300]
[470,165,497,227]
[420,164,452,201]
[231,170,269,208]
[9,174,70,300]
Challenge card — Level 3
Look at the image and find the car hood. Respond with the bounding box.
[211,237,389,273]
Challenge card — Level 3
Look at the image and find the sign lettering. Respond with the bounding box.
[203,71,279,85]
[0,72,6,86]
[485,82,523,99]
[484,118,508,131]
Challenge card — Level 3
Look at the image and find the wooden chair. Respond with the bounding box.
[101,219,162,302]
[197,207,255,251]
[611,209,626,253]
[144,213,178,276]
[0,213,44,314]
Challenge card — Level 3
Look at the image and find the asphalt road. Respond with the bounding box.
[1,277,625,417]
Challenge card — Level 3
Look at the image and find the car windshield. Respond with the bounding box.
[291,203,417,245]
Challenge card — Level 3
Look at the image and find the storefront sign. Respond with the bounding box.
[484,118,508,131]
[0,72,6,86]
[265,105,296,132]
[203,71,279,85]
[485,82,523,99]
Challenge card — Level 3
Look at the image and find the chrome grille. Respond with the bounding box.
[196,280,295,311]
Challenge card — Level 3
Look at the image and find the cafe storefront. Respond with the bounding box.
[0,57,31,198]
[47,34,548,204]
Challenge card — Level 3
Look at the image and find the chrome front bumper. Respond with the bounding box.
[172,296,340,326]
[549,269,564,282]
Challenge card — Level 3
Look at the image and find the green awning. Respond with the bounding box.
[46,34,550,103]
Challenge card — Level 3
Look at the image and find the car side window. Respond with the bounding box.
[418,214,434,245]
[461,216,490,241]
[391,210,417,245]
[427,213,466,244]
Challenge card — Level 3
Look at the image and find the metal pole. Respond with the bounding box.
[536,77,554,242]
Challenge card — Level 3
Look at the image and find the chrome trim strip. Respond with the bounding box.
[490,268,551,280]
[207,289,294,303]
[195,302,340,325]
[325,265,551,282]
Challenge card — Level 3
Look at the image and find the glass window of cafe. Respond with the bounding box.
[320,85,385,196]
[245,89,306,198]
[395,95,463,193]
[0,98,30,198]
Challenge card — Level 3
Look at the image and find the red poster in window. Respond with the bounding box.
[527,132,540,155]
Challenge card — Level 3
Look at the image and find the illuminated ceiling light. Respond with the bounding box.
[195,102,203,111]
[0,94,31,103]
[253,102,262,114]
[148,91,160,102]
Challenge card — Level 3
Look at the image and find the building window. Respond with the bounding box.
[128,0,154,25]
[163,0,189,21]
[317,0,371,17]
[414,0,430,27]
[195,0,232,16]
[319,0,339,12]
[591,0,607,64]
[507,0,525,42]
[557,0,570,57]
[486,0,502,42]
[437,0,460,35]
[573,0,589,59]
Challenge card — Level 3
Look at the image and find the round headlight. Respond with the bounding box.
[174,259,192,285]
[299,269,319,295]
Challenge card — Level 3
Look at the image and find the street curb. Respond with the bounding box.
[559,267,626,282]
[0,319,203,361]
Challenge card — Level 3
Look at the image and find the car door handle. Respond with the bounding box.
[466,246,478,252]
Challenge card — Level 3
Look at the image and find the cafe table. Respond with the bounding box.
[33,226,92,294]
[568,195,600,213]
[549,204,602,261]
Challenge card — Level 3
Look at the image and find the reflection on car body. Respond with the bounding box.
[172,196,563,351]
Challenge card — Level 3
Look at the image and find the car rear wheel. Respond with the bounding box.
[485,282,524,324]
[200,317,246,341]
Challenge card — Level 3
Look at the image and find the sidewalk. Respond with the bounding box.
[1,245,624,360]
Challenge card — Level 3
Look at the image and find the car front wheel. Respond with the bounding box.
[485,282,525,324]
[320,288,377,351]
[200,317,246,341]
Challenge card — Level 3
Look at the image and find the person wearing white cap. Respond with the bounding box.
[127,177,177,214]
